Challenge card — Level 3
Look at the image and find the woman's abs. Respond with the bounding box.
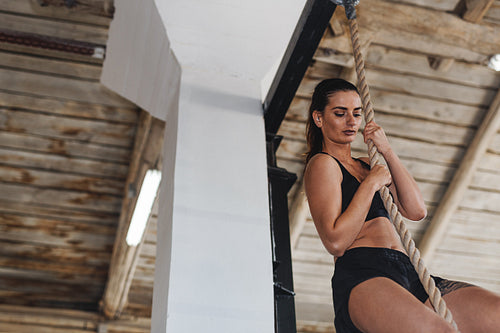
[347,217,405,252]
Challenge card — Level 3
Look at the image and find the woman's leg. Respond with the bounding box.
[438,284,500,333]
[348,277,455,333]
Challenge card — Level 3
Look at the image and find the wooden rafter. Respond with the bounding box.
[419,88,500,262]
[289,182,308,249]
[359,0,500,60]
[101,111,165,319]
[455,0,495,23]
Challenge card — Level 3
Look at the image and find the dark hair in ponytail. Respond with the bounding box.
[305,78,359,163]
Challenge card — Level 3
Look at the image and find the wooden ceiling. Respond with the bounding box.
[0,0,499,332]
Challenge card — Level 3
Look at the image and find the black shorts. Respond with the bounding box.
[332,247,445,333]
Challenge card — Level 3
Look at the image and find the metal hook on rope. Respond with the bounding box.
[330,0,360,19]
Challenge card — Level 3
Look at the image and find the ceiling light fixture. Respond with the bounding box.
[126,169,162,246]
[488,54,500,71]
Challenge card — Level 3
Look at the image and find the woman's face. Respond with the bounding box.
[314,90,363,145]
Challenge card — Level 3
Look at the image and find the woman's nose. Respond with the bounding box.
[346,114,355,124]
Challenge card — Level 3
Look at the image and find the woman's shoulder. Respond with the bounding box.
[305,153,342,181]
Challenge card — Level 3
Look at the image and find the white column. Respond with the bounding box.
[102,0,307,331]
[154,68,274,331]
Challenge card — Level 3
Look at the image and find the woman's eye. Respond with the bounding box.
[334,113,344,117]
[354,113,362,117]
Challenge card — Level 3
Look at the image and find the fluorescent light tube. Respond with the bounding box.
[126,169,162,246]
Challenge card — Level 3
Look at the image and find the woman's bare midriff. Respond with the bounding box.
[346,216,405,254]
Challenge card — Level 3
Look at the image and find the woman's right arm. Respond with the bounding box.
[304,154,391,257]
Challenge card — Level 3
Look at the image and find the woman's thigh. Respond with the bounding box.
[348,277,455,333]
[438,285,500,333]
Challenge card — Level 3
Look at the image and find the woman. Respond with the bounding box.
[303,78,500,333]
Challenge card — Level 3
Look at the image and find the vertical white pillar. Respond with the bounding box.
[153,69,274,331]
[102,0,308,331]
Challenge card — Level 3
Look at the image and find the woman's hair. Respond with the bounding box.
[305,78,359,163]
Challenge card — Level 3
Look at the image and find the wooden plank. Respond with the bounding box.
[365,69,496,107]
[370,90,486,127]
[0,183,122,214]
[430,251,500,281]
[0,50,101,80]
[0,278,103,302]
[419,89,500,261]
[0,108,135,147]
[0,213,115,251]
[0,258,108,282]
[460,188,500,212]
[0,323,92,333]
[365,45,500,88]
[471,169,500,192]
[295,299,334,324]
[489,132,500,154]
[319,8,488,63]
[480,152,500,173]
[101,114,164,319]
[0,91,139,124]
[0,165,125,195]
[0,199,117,224]
[457,0,495,23]
[392,0,459,11]
[297,320,335,333]
[0,40,104,64]
[0,0,111,25]
[484,1,500,20]
[103,319,151,333]
[0,303,99,321]
[293,260,333,278]
[0,131,131,163]
[374,29,488,64]
[0,148,128,179]
[0,240,110,266]
[277,135,465,165]
[313,47,353,67]
[360,0,500,57]
[0,68,136,108]
[0,11,108,45]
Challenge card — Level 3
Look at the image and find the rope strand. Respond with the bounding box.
[347,17,459,331]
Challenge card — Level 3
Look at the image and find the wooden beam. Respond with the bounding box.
[0,304,150,333]
[419,88,500,263]
[427,56,455,72]
[455,0,495,23]
[103,0,114,16]
[101,111,165,319]
[263,0,337,134]
[289,182,309,249]
[359,0,500,59]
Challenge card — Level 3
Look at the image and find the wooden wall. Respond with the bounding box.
[0,304,150,333]
[0,1,140,312]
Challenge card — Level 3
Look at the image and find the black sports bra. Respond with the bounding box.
[317,152,390,221]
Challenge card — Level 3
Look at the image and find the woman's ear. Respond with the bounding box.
[313,110,322,128]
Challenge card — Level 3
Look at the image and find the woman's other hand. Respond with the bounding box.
[365,164,392,190]
[363,120,391,155]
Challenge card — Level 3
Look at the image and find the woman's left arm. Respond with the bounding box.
[363,121,427,221]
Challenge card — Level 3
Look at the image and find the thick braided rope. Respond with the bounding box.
[347,18,458,330]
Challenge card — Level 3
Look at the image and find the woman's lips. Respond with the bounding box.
[343,130,356,135]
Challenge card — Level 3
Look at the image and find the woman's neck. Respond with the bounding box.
[322,143,352,163]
